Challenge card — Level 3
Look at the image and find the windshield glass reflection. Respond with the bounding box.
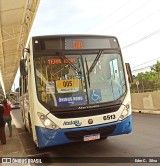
[34,52,126,108]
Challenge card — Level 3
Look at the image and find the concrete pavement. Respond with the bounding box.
[1,109,159,158]
[0,125,27,157]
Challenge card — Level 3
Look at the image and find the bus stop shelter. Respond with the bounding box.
[0,0,40,96]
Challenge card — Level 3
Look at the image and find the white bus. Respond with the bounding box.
[19,35,132,148]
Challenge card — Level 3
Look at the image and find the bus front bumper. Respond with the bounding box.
[35,115,132,148]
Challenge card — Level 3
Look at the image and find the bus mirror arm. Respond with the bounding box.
[22,48,30,59]
[20,48,29,76]
[20,59,27,76]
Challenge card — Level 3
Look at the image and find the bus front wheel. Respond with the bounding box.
[100,136,108,140]
[28,115,33,137]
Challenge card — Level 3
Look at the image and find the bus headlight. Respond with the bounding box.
[119,104,130,120]
[37,112,60,130]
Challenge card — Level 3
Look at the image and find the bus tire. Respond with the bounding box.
[28,114,33,137]
[101,136,108,140]
[35,144,41,151]
[24,124,28,132]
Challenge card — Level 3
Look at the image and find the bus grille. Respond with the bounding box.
[64,125,116,141]
[53,104,121,118]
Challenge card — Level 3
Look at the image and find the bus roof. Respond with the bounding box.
[31,34,118,39]
[31,35,120,51]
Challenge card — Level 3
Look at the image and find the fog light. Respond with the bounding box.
[44,119,51,126]
[37,112,60,130]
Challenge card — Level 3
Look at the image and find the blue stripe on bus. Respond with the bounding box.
[35,115,132,148]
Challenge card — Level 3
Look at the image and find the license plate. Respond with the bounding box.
[84,133,100,141]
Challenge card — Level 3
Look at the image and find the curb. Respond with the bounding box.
[132,109,160,115]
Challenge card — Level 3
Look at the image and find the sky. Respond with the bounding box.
[12,0,160,90]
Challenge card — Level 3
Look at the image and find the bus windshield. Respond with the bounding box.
[34,51,126,108]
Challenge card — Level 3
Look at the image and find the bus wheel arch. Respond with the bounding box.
[28,114,40,149]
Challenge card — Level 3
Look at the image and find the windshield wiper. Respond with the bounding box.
[56,52,81,75]
[88,50,103,73]
[85,50,103,87]
[85,57,90,87]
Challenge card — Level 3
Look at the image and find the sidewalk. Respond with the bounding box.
[0,125,27,157]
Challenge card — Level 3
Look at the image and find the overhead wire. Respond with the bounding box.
[84,0,131,33]
[85,0,160,74]
[132,57,160,69]
[123,28,160,73]
[85,0,160,75]
[131,57,160,74]
[132,65,152,72]
[99,0,152,33]
[116,8,160,36]
[122,27,160,49]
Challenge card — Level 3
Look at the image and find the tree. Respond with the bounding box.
[150,60,160,72]
[131,61,160,92]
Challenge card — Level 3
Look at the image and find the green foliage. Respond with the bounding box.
[150,61,160,72]
[131,61,160,92]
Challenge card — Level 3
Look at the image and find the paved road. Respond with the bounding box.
[11,110,160,166]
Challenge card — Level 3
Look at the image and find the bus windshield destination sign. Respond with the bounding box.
[72,40,84,49]
[48,58,77,64]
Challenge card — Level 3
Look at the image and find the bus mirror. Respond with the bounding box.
[125,63,133,83]
[20,59,27,76]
